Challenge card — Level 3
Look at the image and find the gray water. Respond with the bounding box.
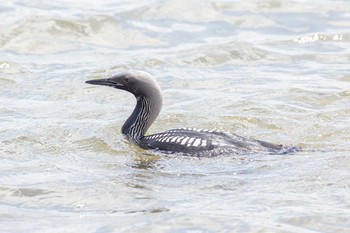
[1,0,350,232]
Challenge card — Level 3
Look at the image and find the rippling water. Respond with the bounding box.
[1,0,350,232]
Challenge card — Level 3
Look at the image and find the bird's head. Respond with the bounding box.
[86,70,161,98]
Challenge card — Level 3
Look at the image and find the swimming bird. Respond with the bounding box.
[86,71,300,156]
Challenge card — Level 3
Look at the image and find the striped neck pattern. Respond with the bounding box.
[122,96,152,143]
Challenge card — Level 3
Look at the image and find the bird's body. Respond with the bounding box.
[141,128,294,156]
[86,71,300,156]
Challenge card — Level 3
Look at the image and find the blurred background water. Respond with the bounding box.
[1,0,350,232]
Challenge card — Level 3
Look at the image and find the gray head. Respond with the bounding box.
[86,71,163,139]
[86,71,162,99]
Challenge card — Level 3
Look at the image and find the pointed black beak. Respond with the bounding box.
[86,78,113,86]
[85,78,126,90]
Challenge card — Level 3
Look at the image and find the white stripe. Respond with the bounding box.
[171,136,178,143]
[193,138,201,147]
[176,136,184,143]
[166,137,172,142]
[180,137,190,145]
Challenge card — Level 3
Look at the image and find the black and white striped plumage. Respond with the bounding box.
[86,71,300,156]
[141,128,299,156]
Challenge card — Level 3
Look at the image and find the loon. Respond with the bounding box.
[86,71,300,156]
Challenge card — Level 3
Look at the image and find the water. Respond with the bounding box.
[1,0,350,232]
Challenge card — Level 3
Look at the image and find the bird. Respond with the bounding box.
[86,71,301,156]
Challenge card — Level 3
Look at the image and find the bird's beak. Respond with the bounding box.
[85,78,124,88]
[86,78,113,86]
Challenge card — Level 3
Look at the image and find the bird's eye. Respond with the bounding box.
[124,77,129,84]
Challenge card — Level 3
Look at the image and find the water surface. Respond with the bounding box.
[1,0,350,232]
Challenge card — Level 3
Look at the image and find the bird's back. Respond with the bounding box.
[140,128,299,156]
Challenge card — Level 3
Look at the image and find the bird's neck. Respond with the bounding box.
[122,94,162,143]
